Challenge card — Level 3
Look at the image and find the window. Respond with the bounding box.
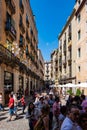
[78,0,81,5]
[20,15,22,23]
[77,14,81,23]
[19,0,22,7]
[78,66,81,72]
[68,24,72,41]
[78,48,81,57]
[20,34,23,42]
[78,30,81,40]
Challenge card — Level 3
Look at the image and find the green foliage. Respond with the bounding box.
[76,88,81,96]
[67,89,73,95]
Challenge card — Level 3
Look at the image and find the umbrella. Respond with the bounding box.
[62,83,76,88]
[76,82,87,88]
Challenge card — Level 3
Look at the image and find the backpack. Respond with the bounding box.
[34,116,45,130]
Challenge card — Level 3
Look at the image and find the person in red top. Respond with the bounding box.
[7,93,14,121]
[20,95,26,114]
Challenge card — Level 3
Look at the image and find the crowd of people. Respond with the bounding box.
[28,90,87,130]
[0,89,87,130]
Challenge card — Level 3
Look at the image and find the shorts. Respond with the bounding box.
[9,108,14,115]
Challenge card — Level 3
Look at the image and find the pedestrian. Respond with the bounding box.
[26,102,40,130]
[0,92,4,111]
[7,93,14,121]
[77,112,87,130]
[37,96,45,111]
[52,96,60,130]
[13,93,19,118]
[48,92,54,130]
[58,105,67,129]
[61,106,80,130]
[20,95,26,114]
[34,104,50,130]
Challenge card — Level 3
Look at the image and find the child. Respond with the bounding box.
[20,95,26,114]
[0,92,4,111]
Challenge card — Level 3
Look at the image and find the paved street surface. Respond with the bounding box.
[0,107,29,130]
[0,95,66,130]
[0,96,33,130]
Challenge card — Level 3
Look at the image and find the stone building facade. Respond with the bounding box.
[51,49,58,86]
[0,0,44,104]
[58,0,87,94]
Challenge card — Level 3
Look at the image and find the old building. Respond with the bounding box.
[37,49,45,90]
[51,49,58,86]
[57,0,87,95]
[58,9,76,85]
[0,0,44,104]
[44,61,51,88]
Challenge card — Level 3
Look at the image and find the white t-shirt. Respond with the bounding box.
[0,95,2,104]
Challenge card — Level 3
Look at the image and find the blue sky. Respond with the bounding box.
[30,0,75,61]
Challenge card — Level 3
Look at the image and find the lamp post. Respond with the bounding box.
[12,41,20,56]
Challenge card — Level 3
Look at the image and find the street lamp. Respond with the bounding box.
[12,41,20,56]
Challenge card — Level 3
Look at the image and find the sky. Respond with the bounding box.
[30,0,75,61]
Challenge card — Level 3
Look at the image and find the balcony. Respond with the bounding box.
[26,45,29,56]
[59,51,62,57]
[67,54,72,65]
[55,57,58,62]
[30,28,33,36]
[68,40,72,47]
[63,58,67,66]
[0,44,20,67]
[59,62,62,67]
[26,32,30,43]
[5,0,16,14]
[30,42,34,50]
[63,44,66,54]
[19,21,25,34]
[19,37,25,47]
[5,21,16,40]
[19,0,24,14]
[26,17,29,27]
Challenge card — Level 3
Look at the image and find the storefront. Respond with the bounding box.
[4,71,13,104]
[18,75,24,97]
[25,78,29,96]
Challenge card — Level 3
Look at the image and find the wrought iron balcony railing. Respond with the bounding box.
[0,44,20,67]
[26,33,30,43]
[19,0,24,14]
[5,21,16,40]
[19,21,25,34]
[5,0,16,14]
[19,38,25,47]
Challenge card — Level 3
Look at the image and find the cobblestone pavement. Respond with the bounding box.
[0,107,29,130]
[0,96,33,130]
